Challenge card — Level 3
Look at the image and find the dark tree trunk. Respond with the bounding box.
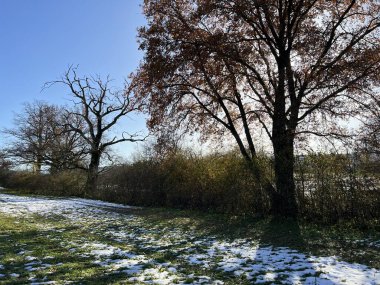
[85,151,101,196]
[271,58,298,218]
[272,131,298,218]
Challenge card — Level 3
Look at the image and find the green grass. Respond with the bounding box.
[0,214,130,284]
[131,206,380,268]
[0,190,379,284]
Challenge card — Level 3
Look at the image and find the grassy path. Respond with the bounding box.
[0,193,379,284]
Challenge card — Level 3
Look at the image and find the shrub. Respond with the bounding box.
[295,153,380,223]
[96,150,272,215]
[3,170,85,196]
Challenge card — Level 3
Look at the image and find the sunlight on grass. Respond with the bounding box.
[0,193,379,284]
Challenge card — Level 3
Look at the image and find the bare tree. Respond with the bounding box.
[48,110,88,173]
[3,101,86,173]
[134,0,380,217]
[0,150,12,187]
[4,101,60,173]
[48,67,145,195]
[0,150,12,171]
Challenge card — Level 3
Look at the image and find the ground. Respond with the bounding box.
[0,192,379,284]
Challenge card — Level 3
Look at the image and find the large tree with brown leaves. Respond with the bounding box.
[134,0,380,217]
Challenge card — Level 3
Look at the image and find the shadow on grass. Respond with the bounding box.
[133,207,306,247]
[130,207,380,268]
[259,217,305,249]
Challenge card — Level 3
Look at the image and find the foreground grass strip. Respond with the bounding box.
[0,193,379,284]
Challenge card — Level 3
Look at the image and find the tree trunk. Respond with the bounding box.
[33,157,42,174]
[270,57,298,218]
[85,152,101,196]
[272,132,298,218]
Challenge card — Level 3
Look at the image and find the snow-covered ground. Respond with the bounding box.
[0,193,379,285]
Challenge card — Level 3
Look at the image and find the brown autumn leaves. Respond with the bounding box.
[132,0,380,217]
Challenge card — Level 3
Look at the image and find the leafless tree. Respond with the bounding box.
[47,67,145,195]
[3,101,86,173]
[0,150,12,171]
[48,110,88,173]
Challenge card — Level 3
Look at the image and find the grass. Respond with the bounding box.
[0,190,379,284]
[0,214,128,284]
[131,206,380,268]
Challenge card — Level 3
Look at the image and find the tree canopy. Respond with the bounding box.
[134,0,380,217]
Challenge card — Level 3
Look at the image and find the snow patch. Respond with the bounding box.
[0,193,379,285]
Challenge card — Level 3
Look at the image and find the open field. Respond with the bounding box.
[0,192,379,284]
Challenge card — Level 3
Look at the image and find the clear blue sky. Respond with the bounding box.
[0,0,147,158]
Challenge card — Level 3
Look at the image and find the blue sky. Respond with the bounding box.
[0,0,147,158]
